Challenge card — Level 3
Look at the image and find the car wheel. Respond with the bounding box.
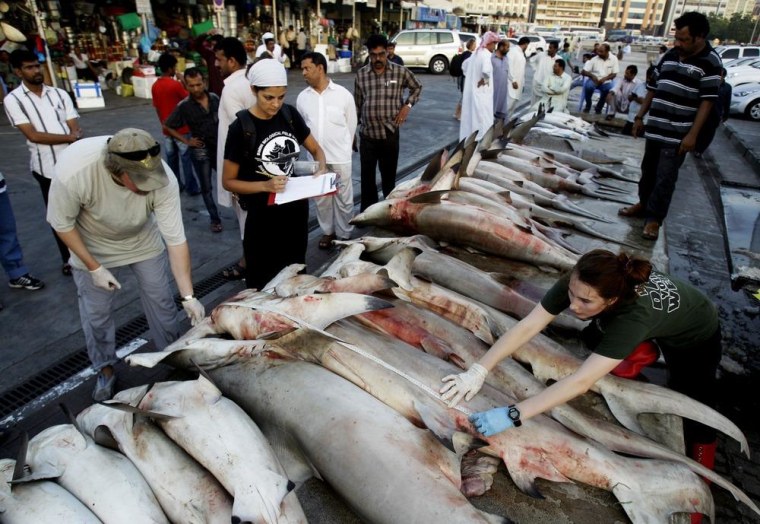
[746,99,760,121]
[429,55,448,74]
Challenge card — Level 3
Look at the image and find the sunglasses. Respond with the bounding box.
[109,142,161,161]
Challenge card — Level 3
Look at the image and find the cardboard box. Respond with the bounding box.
[73,82,102,98]
[76,96,105,109]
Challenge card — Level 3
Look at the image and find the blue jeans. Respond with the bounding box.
[163,135,200,194]
[189,146,221,224]
[583,80,613,113]
[0,190,30,280]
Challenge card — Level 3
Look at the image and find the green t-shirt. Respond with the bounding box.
[540,271,719,359]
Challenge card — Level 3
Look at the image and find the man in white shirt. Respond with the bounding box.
[215,37,255,279]
[4,49,81,276]
[581,43,619,114]
[256,32,286,64]
[296,28,308,68]
[47,128,204,401]
[605,64,640,120]
[297,52,358,248]
[536,58,572,112]
[530,40,559,105]
[506,37,529,120]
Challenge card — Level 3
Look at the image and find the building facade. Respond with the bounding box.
[534,0,606,28]
[604,0,667,31]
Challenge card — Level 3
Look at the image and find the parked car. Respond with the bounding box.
[390,29,462,74]
[726,62,760,87]
[516,34,547,56]
[458,31,480,48]
[730,82,760,121]
[714,45,760,66]
[726,57,760,68]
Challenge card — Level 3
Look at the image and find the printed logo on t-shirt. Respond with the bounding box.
[256,131,300,177]
[636,272,681,313]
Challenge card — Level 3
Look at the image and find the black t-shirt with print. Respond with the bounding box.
[224,104,310,209]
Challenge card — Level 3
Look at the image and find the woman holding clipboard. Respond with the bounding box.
[222,59,327,290]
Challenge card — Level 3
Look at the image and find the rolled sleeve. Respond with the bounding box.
[404,69,422,106]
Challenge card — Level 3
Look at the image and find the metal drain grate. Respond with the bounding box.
[0,266,238,421]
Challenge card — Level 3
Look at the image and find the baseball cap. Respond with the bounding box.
[107,128,168,192]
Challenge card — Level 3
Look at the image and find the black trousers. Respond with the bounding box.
[639,140,687,222]
[359,130,400,211]
[32,171,71,265]
[660,325,723,444]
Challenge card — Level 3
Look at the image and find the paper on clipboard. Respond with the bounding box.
[268,173,338,205]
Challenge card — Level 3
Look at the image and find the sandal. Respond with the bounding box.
[210,222,223,233]
[222,263,245,280]
[62,263,73,276]
[318,234,336,250]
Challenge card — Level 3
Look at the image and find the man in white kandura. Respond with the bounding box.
[459,31,500,141]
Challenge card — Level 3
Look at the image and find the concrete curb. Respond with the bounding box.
[722,122,760,185]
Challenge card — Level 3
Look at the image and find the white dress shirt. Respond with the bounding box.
[583,55,620,85]
[4,83,79,178]
[216,68,256,208]
[296,80,357,164]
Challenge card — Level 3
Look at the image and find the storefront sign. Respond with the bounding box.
[135,0,151,14]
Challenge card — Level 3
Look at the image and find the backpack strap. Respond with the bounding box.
[235,108,257,159]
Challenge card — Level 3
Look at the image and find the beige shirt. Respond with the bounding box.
[47,136,185,270]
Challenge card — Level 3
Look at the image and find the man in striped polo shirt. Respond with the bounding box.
[624,12,721,240]
[4,49,82,275]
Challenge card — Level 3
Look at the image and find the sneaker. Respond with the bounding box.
[9,274,45,290]
[92,372,116,402]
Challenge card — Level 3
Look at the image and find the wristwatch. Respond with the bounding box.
[507,405,522,427]
[406,102,413,109]
[181,295,196,302]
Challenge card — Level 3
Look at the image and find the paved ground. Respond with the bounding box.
[1,51,759,522]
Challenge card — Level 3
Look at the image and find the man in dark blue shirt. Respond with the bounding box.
[165,68,223,232]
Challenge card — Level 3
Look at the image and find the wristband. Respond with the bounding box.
[182,295,195,302]
[634,116,643,121]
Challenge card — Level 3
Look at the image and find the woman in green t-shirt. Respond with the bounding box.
[440,249,722,469]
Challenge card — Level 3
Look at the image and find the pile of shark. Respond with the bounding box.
[2,114,758,523]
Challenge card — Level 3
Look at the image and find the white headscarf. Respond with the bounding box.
[247,58,288,87]
[261,32,275,44]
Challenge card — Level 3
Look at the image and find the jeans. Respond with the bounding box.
[583,80,613,113]
[189,146,221,224]
[359,130,400,211]
[0,190,29,280]
[639,139,687,222]
[163,135,199,194]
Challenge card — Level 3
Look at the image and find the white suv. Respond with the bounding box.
[516,34,547,57]
[714,45,760,66]
[390,29,462,74]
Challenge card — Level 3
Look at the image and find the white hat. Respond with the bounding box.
[262,32,274,44]
[248,58,287,87]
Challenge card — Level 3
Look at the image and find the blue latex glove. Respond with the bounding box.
[469,407,515,437]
